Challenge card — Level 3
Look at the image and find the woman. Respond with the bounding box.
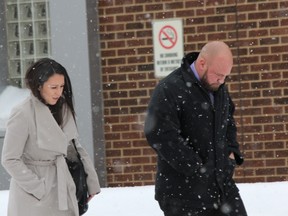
[1,58,100,215]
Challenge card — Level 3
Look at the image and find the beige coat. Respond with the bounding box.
[1,95,101,216]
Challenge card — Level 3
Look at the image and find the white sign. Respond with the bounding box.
[152,19,184,78]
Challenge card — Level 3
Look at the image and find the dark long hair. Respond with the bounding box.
[25,58,76,125]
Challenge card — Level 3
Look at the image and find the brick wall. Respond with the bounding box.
[98,0,288,186]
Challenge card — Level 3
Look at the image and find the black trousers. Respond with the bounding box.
[158,192,247,216]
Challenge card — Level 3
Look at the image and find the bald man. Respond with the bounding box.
[145,41,247,216]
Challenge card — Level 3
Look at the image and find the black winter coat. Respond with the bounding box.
[144,52,244,208]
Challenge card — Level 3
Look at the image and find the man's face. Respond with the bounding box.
[201,59,232,92]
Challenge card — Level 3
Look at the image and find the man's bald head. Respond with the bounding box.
[199,41,233,66]
[195,41,234,91]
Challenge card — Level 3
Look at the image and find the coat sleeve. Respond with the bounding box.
[74,139,101,195]
[226,96,244,165]
[144,83,203,176]
[1,107,46,200]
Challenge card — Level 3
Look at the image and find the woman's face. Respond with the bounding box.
[39,74,65,105]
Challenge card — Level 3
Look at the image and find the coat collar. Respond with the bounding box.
[31,95,78,155]
[181,52,201,86]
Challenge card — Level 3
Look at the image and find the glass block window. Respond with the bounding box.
[5,0,51,87]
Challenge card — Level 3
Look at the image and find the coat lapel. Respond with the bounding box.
[32,96,78,155]
[62,104,79,142]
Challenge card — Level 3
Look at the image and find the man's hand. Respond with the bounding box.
[229,152,235,160]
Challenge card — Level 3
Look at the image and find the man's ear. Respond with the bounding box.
[198,57,208,72]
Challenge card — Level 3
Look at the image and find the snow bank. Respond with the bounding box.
[0,86,30,130]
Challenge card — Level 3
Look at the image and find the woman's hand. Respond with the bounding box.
[87,194,96,203]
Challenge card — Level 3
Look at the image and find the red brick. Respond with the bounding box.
[98,0,288,187]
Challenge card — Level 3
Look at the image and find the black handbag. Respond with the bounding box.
[66,139,89,215]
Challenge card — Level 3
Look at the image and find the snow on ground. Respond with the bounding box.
[0,182,287,216]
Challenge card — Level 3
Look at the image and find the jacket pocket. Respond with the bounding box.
[32,178,46,201]
[225,158,236,181]
[197,160,214,184]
